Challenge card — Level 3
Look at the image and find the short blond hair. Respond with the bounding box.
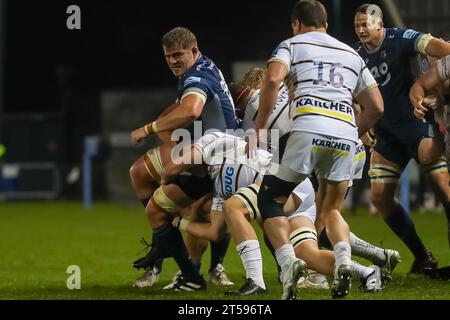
[242,67,266,90]
[162,27,197,49]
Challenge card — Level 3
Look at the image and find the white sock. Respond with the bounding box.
[350,232,386,265]
[275,244,296,272]
[334,241,352,274]
[236,240,266,289]
[350,260,374,279]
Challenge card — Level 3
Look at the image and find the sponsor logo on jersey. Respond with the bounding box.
[403,29,418,39]
[295,97,354,123]
[355,143,366,154]
[312,138,351,152]
[224,166,235,197]
[184,76,202,87]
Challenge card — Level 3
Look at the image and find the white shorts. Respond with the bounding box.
[287,202,317,224]
[350,142,366,187]
[277,131,356,182]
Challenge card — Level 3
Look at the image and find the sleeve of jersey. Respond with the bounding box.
[181,76,210,104]
[193,134,216,164]
[436,55,450,81]
[399,28,429,55]
[354,64,378,97]
[267,41,291,71]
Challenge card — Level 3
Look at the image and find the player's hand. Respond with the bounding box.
[422,96,439,110]
[361,129,377,147]
[413,99,428,119]
[131,127,148,145]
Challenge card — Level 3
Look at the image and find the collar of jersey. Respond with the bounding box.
[362,28,386,55]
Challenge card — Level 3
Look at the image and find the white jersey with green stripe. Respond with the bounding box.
[269,31,377,142]
[194,132,272,199]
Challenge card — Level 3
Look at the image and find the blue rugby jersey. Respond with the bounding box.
[177,55,238,135]
[355,28,425,127]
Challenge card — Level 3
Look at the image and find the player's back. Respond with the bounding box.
[271,32,372,143]
[194,132,272,199]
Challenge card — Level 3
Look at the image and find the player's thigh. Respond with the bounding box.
[159,184,195,211]
[369,150,403,204]
[319,179,349,212]
[418,137,445,165]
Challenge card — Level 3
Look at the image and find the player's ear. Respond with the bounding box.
[192,47,199,55]
[377,20,383,30]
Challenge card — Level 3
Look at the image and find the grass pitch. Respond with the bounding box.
[0,202,449,300]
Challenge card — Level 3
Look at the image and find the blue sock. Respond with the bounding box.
[210,233,231,270]
[153,224,200,281]
[384,204,427,259]
[192,260,202,273]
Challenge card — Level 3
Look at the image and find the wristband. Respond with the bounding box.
[144,124,150,135]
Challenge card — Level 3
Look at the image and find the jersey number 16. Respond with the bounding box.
[313,60,344,88]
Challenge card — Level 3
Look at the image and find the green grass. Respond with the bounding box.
[0,202,449,300]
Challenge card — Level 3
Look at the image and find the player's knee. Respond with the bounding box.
[258,176,296,222]
[145,198,169,227]
[223,197,242,218]
[129,161,140,181]
[129,158,147,183]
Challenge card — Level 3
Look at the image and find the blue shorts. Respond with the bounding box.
[374,118,429,168]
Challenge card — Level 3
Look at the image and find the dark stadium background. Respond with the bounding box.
[5,0,448,205]
[4,0,372,112]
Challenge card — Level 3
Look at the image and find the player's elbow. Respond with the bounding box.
[374,100,384,119]
[185,104,203,121]
[265,75,282,89]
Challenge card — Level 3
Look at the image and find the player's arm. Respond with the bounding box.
[355,86,384,138]
[131,93,205,145]
[409,68,442,119]
[161,144,203,184]
[255,61,288,133]
[424,38,450,58]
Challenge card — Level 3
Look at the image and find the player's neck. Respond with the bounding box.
[365,29,385,53]
[295,26,326,36]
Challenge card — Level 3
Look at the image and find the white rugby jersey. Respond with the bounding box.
[241,84,291,136]
[436,55,450,81]
[269,31,377,142]
[194,132,272,199]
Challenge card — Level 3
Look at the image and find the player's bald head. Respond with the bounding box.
[291,0,327,29]
[355,3,383,29]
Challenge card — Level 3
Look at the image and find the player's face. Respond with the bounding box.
[163,45,197,77]
[354,13,381,45]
